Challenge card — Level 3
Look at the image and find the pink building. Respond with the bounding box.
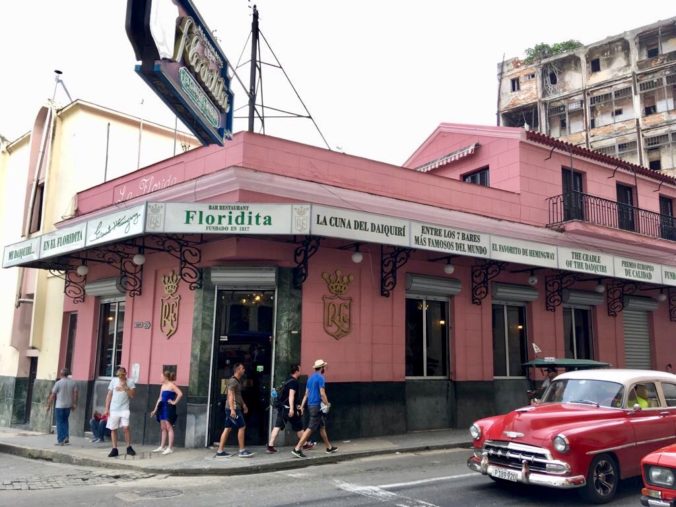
[5,124,676,447]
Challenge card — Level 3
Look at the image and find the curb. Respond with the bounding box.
[0,441,472,476]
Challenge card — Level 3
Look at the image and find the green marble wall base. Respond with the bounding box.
[184,402,209,448]
[0,376,19,427]
[0,376,32,426]
[11,377,29,425]
[29,379,58,433]
[405,380,456,431]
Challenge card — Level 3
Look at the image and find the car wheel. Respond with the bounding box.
[579,453,618,504]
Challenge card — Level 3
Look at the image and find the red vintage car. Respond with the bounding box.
[467,369,676,504]
[641,444,676,506]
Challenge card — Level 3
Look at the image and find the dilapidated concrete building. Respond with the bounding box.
[498,17,676,176]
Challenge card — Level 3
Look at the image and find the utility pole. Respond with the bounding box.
[247,5,259,132]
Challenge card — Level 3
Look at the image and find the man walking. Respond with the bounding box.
[215,362,254,458]
[46,368,78,445]
[292,359,337,458]
[104,366,136,457]
[266,364,315,453]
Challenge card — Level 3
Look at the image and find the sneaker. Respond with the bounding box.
[108,447,119,458]
[126,446,136,456]
[291,448,306,458]
[326,446,338,454]
[54,442,64,446]
[162,448,174,455]
[266,445,278,454]
[302,441,316,451]
[91,438,101,443]
[64,438,69,444]
[215,450,230,458]
[152,446,165,453]
[238,449,254,458]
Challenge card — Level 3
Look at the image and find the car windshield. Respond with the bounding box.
[542,379,624,408]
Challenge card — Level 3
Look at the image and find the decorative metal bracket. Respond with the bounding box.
[293,236,321,289]
[380,246,412,297]
[545,272,580,312]
[607,280,637,317]
[49,268,86,304]
[150,235,203,290]
[670,288,676,322]
[471,261,507,305]
[89,249,144,297]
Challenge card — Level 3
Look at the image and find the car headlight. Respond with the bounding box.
[553,434,569,453]
[469,423,481,440]
[648,466,676,488]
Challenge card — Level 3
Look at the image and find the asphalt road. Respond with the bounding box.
[0,448,644,506]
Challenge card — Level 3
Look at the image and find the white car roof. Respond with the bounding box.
[556,368,676,386]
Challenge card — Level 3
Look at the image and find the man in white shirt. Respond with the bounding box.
[104,366,136,457]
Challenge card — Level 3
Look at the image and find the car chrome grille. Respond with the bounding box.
[484,440,551,473]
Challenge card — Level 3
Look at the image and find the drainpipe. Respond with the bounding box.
[496,55,506,126]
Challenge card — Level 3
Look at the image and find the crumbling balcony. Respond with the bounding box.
[547,191,676,241]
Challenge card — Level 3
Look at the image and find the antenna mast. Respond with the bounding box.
[236,4,330,149]
[247,5,259,132]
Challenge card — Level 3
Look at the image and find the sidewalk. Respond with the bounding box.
[0,426,472,476]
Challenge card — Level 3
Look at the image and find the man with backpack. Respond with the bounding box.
[266,364,316,453]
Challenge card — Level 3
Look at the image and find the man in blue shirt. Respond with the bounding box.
[292,359,337,458]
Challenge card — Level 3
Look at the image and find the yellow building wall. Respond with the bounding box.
[0,101,199,383]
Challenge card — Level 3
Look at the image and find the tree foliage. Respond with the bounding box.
[523,40,583,65]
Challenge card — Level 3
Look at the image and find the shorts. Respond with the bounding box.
[106,410,130,430]
[225,409,246,429]
[306,405,326,431]
[274,407,303,432]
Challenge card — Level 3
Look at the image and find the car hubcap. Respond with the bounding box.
[593,459,615,496]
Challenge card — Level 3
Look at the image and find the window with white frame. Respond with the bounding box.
[463,166,489,187]
[563,306,593,359]
[492,303,527,377]
[405,296,449,377]
[97,299,125,377]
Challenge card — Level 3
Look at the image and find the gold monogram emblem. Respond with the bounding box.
[160,271,181,338]
[322,270,353,340]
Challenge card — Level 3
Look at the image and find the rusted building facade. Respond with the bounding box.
[498,17,676,176]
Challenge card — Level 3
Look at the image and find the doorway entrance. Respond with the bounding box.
[209,289,275,446]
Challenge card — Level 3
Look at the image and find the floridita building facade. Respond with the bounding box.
[4,125,676,447]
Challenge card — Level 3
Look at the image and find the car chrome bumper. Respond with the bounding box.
[641,495,675,507]
[467,455,586,489]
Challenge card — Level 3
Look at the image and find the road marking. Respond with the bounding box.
[335,479,439,507]
[377,473,477,489]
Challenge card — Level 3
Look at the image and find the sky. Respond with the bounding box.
[1,1,674,166]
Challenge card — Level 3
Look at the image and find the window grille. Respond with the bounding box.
[639,78,663,92]
[549,105,565,115]
[614,87,632,99]
[645,134,669,147]
[590,92,612,105]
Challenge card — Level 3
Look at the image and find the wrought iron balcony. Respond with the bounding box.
[547,191,676,241]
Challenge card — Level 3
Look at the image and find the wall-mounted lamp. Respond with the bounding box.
[594,281,606,294]
[527,270,538,286]
[132,253,146,266]
[75,263,89,277]
[656,290,668,303]
[443,258,455,275]
[351,244,363,264]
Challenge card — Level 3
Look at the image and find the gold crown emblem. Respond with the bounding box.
[162,270,180,295]
[322,270,353,296]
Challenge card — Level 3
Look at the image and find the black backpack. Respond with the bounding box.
[270,378,293,409]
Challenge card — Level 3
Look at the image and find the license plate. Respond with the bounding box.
[489,467,520,482]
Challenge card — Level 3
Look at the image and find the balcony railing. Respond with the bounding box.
[547,191,676,241]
